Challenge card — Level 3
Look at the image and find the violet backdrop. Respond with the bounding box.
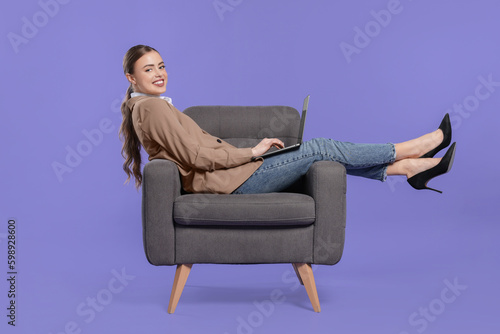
[1,0,499,333]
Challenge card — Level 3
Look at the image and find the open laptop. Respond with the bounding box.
[257,95,309,159]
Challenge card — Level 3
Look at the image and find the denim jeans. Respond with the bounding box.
[232,138,396,194]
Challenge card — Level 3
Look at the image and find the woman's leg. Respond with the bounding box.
[386,157,440,178]
[387,128,445,177]
[233,138,396,194]
[393,129,443,160]
[234,128,448,194]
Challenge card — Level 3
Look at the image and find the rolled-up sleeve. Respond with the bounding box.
[135,98,254,171]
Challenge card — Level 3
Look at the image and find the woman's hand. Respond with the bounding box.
[251,138,284,157]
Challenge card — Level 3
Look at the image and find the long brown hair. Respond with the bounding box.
[119,45,159,188]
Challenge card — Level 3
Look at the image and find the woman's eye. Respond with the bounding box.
[145,68,152,72]
[160,65,165,70]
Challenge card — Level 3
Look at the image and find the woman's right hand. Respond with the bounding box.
[251,138,284,157]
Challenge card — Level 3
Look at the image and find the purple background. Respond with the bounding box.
[2,0,499,333]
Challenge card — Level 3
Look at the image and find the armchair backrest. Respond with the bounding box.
[183,105,301,148]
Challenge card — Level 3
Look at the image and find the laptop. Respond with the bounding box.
[257,95,309,159]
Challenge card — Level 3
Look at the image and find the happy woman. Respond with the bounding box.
[119,45,456,194]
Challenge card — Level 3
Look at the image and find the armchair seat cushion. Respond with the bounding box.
[173,193,315,227]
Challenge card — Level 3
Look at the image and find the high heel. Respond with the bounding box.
[420,113,452,158]
[408,142,456,193]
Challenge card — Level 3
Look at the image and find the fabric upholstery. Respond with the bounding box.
[304,161,347,265]
[184,105,301,148]
[141,105,347,267]
[173,193,315,226]
[175,224,314,264]
[142,160,181,265]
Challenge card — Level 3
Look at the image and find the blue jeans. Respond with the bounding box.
[232,138,396,194]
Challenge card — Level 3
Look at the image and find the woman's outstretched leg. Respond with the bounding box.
[393,129,444,161]
[388,112,453,179]
[389,143,456,193]
[234,114,455,194]
[393,112,452,161]
[386,157,440,178]
[387,128,444,177]
[346,113,455,192]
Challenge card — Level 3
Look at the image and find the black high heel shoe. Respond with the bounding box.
[420,113,452,158]
[408,142,456,193]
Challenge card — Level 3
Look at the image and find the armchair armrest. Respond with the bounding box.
[303,161,347,265]
[142,159,182,265]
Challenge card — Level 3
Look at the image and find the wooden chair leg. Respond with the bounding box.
[168,264,193,314]
[293,263,321,312]
[292,263,304,285]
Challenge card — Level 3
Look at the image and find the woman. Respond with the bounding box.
[119,45,456,194]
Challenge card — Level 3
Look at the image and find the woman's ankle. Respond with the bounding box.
[394,130,443,160]
[406,158,440,178]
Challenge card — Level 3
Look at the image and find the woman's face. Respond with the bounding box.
[126,51,168,96]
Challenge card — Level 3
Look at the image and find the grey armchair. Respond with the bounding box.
[141,105,346,313]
